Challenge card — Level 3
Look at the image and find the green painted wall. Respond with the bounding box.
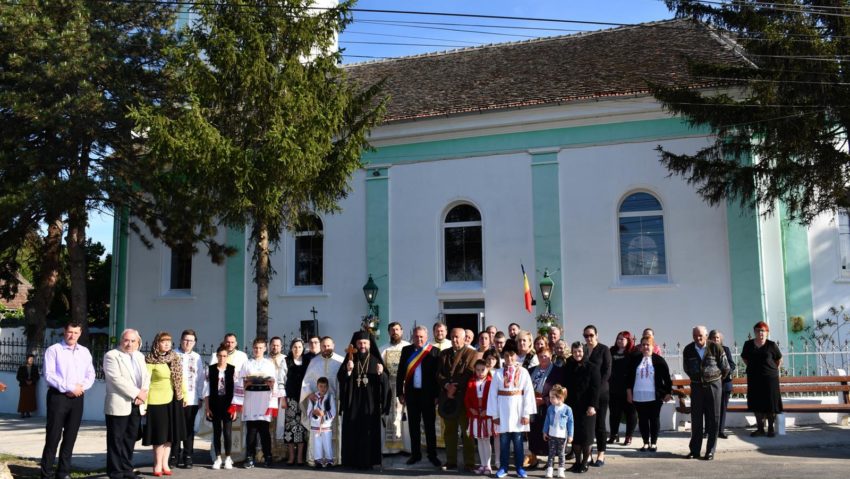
[726,202,767,347]
[530,151,563,320]
[365,167,390,345]
[363,117,706,166]
[225,226,246,343]
[109,208,129,339]
[779,202,815,357]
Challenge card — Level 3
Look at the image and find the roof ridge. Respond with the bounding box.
[343,17,690,68]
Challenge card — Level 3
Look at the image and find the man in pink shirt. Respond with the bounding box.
[40,320,96,479]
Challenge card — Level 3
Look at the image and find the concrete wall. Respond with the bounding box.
[0,371,107,421]
[558,137,734,346]
[808,212,850,333]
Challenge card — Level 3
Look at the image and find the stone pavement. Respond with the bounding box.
[2,413,849,477]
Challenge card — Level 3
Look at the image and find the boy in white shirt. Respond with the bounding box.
[306,377,336,467]
[487,344,536,478]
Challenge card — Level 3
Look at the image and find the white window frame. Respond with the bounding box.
[440,201,484,289]
[160,246,193,298]
[615,190,670,287]
[284,215,325,296]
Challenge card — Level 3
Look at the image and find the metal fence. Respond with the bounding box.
[0,338,230,381]
[659,340,850,378]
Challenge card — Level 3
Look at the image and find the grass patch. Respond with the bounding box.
[0,455,104,478]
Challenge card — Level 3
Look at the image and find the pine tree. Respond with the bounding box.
[130,0,385,339]
[0,0,180,344]
[653,1,850,222]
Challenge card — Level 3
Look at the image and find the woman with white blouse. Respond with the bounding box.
[626,336,672,452]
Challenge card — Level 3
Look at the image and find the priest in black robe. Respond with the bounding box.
[337,330,391,469]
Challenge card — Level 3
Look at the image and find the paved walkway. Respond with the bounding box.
[2,414,849,477]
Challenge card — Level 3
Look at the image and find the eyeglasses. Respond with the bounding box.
[583,334,595,338]
[182,339,195,343]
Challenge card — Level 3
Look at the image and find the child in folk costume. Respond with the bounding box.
[487,343,536,479]
[465,360,495,474]
[307,377,337,467]
[542,385,574,478]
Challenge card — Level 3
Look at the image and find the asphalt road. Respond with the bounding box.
[7,446,849,479]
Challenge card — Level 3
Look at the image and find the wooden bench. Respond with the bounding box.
[671,375,850,415]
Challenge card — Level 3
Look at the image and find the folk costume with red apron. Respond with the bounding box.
[464,375,494,439]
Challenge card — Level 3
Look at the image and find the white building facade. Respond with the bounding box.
[110,21,850,358]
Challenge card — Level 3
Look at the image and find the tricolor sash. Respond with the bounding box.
[404,344,432,384]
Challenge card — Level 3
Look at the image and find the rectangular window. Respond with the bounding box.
[295,232,323,286]
[169,249,192,290]
[839,212,850,277]
[619,215,666,276]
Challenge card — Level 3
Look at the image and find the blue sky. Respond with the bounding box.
[89,0,674,254]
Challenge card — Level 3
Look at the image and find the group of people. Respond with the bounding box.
[30,318,785,479]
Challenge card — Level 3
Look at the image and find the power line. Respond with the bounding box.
[688,0,850,17]
[344,30,485,45]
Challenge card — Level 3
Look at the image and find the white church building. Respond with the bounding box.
[110,19,850,356]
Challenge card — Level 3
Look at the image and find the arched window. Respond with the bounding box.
[444,204,483,282]
[618,192,666,277]
[294,215,323,286]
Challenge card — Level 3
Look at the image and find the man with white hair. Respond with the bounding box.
[104,329,150,479]
[682,325,730,461]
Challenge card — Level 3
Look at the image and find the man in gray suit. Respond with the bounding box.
[104,329,151,479]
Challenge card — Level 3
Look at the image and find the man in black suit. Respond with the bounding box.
[397,325,441,467]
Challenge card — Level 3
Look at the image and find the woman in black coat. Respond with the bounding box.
[607,331,637,445]
[741,321,783,437]
[583,325,611,467]
[626,336,672,452]
[564,342,600,473]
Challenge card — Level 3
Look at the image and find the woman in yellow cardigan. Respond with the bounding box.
[144,332,186,476]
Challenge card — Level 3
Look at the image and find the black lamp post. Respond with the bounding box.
[363,274,379,318]
[539,269,555,314]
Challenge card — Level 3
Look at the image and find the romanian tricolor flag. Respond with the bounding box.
[522,264,533,313]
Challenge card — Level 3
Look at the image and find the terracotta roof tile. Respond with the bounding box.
[344,19,748,123]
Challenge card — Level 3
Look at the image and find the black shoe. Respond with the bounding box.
[718,432,728,439]
[265,458,274,468]
[168,457,177,469]
[649,445,657,453]
[606,435,618,444]
[640,444,649,452]
[703,453,714,461]
[183,455,193,469]
[579,464,589,473]
[685,452,698,459]
[751,430,765,437]
[428,456,442,468]
[406,456,421,465]
[441,463,457,471]
[244,457,255,469]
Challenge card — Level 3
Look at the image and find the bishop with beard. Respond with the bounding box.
[337,331,391,469]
